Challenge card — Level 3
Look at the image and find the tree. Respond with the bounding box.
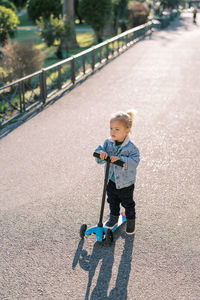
[0,6,19,45]
[0,0,17,13]
[160,0,180,9]
[74,0,83,24]
[113,0,129,33]
[37,16,64,48]
[104,0,129,36]
[10,0,27,9]
[26,0,62,23]
[79,0,112,43]
[62,0,79,50]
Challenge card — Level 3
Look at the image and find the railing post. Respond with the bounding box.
[126,34,128,46]
[19,81,23,112]
[106,43,109,61]
[132,31,135,43]
[82,54,86,74]
[91,48,95,71]
[19,80,25,112]
[145,24,147,37]
[117,38,120,53]
[112,42,115,56]
[99,47,102,63]
[40,69,47,104]
[58,65,62,90]
[125,34,128,47]
[71,57,75,84]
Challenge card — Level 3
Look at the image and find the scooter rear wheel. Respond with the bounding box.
[106,229,113,245]
[80,224,87,239]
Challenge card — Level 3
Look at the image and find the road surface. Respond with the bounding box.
[0,12,200,300]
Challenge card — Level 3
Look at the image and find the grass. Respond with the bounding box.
[18,12,35,27]
[12,28,96,67]
[14,30,42,44]
[13,12,96,68]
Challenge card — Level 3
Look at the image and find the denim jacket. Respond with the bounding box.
[95,135,140,189]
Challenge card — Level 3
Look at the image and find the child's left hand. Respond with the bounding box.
[110,156,120,163]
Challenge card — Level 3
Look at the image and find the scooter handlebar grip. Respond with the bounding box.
[93,152,125,167]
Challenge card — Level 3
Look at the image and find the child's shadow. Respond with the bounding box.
[72,229,135,300]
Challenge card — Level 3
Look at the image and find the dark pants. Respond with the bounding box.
[106,180,136,219]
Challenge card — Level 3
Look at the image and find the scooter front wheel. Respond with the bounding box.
[80,224,87,239]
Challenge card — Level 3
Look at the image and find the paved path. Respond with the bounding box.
[0,12,200,300]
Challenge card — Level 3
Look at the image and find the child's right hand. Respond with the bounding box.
[100,152,108,160]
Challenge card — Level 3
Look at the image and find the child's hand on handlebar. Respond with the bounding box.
[110,156,120,163]
[100,152,108,160]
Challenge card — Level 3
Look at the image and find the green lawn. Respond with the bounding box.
[18,11,35,26]
[14,30,42,44]
[14,12,96,68]
[13,29,96,67]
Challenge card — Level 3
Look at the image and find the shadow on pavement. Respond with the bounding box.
[165,14,200,32]
[165,16,191,32]
[0,63,109,139]
[72,229,135,300]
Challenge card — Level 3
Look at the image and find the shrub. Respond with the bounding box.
[127,1,150,28]
[27,0,62,23]
[37,15,74,57]
[79,0,112,42]
[0,66,7,87]
[0,0,17,13]
[11,0,27,9]
[37,15,66,47]
[0,41,45,84]
[0,6,19,44]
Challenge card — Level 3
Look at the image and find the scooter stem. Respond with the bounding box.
[98,159,110,227]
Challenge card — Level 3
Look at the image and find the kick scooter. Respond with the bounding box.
[80,152,126,245]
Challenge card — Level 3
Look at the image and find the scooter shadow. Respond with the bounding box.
[72,225,135,300]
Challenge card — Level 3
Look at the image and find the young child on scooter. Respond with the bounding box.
[94,111,140,235]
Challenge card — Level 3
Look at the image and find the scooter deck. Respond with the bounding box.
[104,211,126,233]
[84,211,126,242]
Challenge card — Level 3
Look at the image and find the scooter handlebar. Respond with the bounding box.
[93,152,125,168]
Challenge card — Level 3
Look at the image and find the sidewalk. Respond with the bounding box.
[0,13,200,299]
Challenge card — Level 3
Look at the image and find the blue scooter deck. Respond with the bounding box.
[104,211,126,233]
[83,211,126,242]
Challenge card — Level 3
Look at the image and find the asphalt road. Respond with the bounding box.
[0,12,200,300]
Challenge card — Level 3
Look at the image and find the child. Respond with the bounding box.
[94,111,140,235]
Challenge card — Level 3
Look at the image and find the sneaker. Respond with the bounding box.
[126,219,135,235]
[105,215,119,228]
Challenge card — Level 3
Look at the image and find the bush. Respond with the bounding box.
[79,0,112,42]
[37,15,74,57]
[0,41,45,84]
[127,1,150,28]
[0,66,7,87]
[12,0,27,9]
[37,15,66,47]
[0,0,17,13]
[27,0,62,23]
[0,6,19,44]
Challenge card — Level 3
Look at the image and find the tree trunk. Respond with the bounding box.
[62,0,79,50]
[104,16,116,37]
[95,29,104,44]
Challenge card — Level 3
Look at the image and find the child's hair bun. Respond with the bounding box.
[127,109,137,122]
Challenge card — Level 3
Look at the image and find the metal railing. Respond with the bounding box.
[0,20,159,128]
